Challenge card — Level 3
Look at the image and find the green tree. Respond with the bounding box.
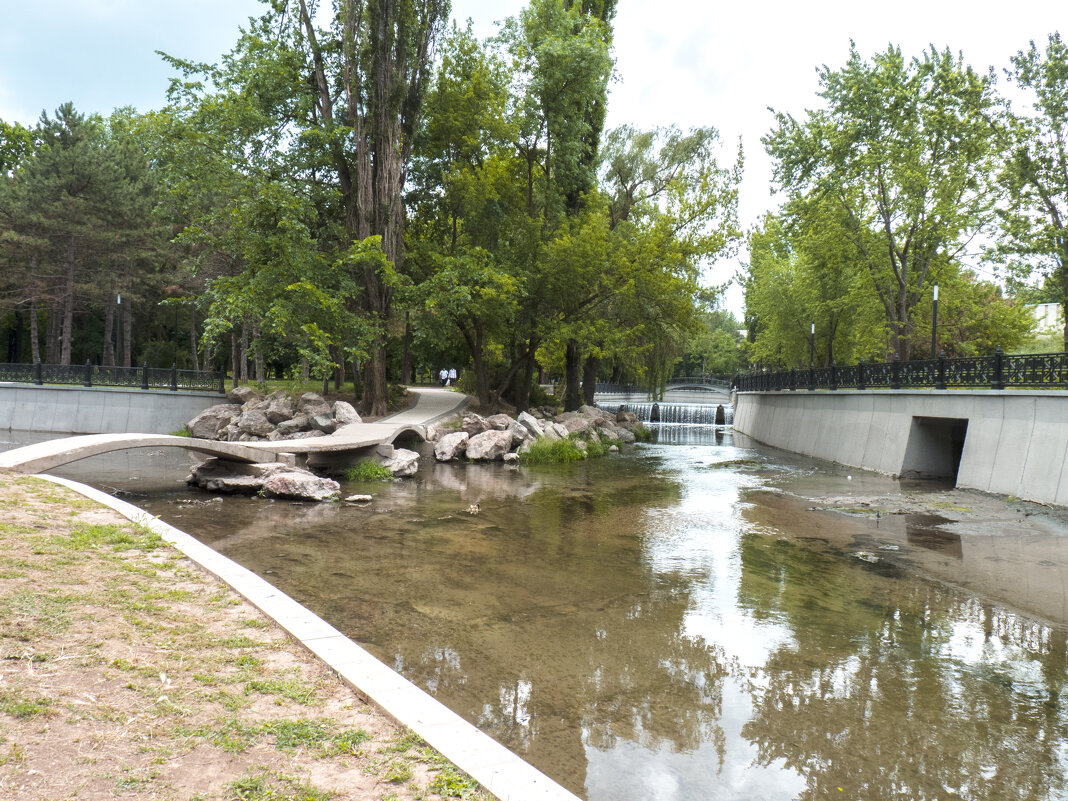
[998,32,1068,349]
[765,44,1000,360]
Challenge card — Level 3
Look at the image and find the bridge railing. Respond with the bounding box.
[0,361,225,394]
[732,348,1068,393]
[595,376,731,395]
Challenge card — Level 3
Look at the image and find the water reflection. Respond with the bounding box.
[7,427,1068,800]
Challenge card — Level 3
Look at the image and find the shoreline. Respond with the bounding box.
[0,469,577,801]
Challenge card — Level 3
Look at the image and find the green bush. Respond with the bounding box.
[343,461,393,482]
[631,422,654,442]
[527,382,554,408]
[519,437,586,464]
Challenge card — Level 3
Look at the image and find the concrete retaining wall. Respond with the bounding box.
[0,384,223,435]
[733,390,1068,506]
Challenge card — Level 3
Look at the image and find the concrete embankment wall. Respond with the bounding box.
[733,390,1068,506]
[0,385,223,435]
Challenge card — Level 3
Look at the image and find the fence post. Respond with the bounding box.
[35,360,43,386]
[84,359,92,387]
[808,364,816,391]
[141,363,149,390]
[170,362,178,392]
[219,368,226,395]
[992,346,1004,390]
[856,358,866,390]
[830,361,838,391]
[891,355,901,389]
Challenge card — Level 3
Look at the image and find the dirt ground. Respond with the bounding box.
[0,470,491,801]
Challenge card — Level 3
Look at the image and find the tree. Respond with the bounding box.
[998,32,1068,349]
[765,44,1000,359]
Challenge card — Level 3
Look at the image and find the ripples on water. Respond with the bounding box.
[11,425,1068,801]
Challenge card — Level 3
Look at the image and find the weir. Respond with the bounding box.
[602,401,734,425]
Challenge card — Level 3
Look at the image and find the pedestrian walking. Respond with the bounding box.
[439,367,448,386]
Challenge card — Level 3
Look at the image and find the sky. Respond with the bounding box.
[2,0,1063,314]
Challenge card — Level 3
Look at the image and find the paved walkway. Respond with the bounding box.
[0,386,469,474]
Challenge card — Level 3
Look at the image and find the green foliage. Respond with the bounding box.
[343,461,394,482]
[519,437,587,464]
[0,690,54,719]
[631,422,654,442]
[764,43,1000,360]
[64,524,163,552]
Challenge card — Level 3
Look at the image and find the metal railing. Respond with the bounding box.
[596,376,732,395]
[0,361,226,394]
[732,348,1068,393]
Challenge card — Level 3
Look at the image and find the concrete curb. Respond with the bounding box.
[37,473,580,801]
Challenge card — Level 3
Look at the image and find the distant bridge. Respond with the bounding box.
[595,376,731,401]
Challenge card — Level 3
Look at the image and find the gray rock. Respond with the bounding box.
[587,429,601,446]
[435,431,469,461]
[503,452,519,463]
[187,404,242,440]
[485,413,514,431]
[227,385,261,405]
[332,400,362,425]
[517,440,533,454]
[381,448,419,477]
[262,472,340,502]
[609,444,619,453]
[276,415,311,436]
[188,459,295,494]
[287,431,324,440]
[616,410,637,424]
[310,414,336,434]
[554,411,579,423]
[424,424,442,443]
[563,417,591,435]
[264,397,296,424]
[466,429,513,461]
[345,494,373,503]
[223,423,241,442]
[237,409,275,437]
[541,425,561,441]
[462,414,490,436]
[298,392,332,417]
[616,428,636,444]
[517,411,544,438]
[600,427,620,441]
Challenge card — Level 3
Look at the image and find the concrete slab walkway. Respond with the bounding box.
[0,386,469,474]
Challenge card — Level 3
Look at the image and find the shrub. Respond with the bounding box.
[631,422,654,442]
[518,437,587,464]
[344,461,393,482]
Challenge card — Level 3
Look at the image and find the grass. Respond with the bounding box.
[519,431,618,464]
[168,426,192,437]
[631,422,654,442]
[343,460,394,482]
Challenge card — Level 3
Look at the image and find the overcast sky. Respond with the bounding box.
[1,0,1062,313]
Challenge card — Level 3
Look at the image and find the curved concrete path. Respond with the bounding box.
[0,386,469,475]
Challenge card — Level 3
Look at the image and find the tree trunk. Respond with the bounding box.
[103,298,115,366]
[121,308,132,368]
[251,321,264,383]
[360,344,389,417]
[333,346,343,390]
[514,347,538,412]
[401,311,412,385]
[29,299,40,364]
[582,354,599,407]
[231,329,240,388]
[60,236,75,366]
[46,302,60,364]
[239,320,249,381]
[563,339,582,412]
[190,305,200,372]
[459,321,490,407]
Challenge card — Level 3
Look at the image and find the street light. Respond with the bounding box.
[809,322,815,369]
[116,293,122,367]
[931,283,939,359]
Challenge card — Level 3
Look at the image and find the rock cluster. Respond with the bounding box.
[426,405,639,462]
[186,459,341,502]
[186,387,362,443]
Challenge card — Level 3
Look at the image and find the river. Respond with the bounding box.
[6,426,1068,800]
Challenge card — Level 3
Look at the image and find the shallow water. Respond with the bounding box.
[8,426,1068,800]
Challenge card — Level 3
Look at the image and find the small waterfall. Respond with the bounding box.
[603,402,734,426]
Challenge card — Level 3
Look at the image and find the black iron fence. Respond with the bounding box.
[732,348,1068,393]
[0,361,225,394]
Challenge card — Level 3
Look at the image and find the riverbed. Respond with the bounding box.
[6,426,1068,800]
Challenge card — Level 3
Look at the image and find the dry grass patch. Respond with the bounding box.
[0,471,491,800]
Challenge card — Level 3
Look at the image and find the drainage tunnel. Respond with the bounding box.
[899,416,969,484]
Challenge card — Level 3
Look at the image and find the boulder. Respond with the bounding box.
[227,385,261,405]
[222,423,241,442]
[616,428,636,444]
[587,429,601,446]
[345,494,373,503]
[276,415,311,436]
[424,424,442,443]
[503,452,519,463]
[298,392,332,417]
[264,397,297,424]
[609,444,619,453]
[262,472,340,502]
[517,411,544,438]
[485,413,514,431]
[517,439,534,454]
[462,414,490,436]
[435,431,469,461]
[466,429,513,461]
[188,459,293,494]
[599,427,620,442]
[332,400,362,425]
[381,448,419,477]
[188,404,242,440]
[541,424,561,441]
[578,405,605,420]
[616,410,637,424]
[563,417,591,435]
[309,413,336,434]
[287,430,324,440]
[237,409,275,438]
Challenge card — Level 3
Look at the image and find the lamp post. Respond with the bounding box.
[931,283,939,359]
[116,293,122,368]
[809,322,815,369]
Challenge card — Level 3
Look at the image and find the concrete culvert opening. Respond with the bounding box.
[899,416,969,484]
